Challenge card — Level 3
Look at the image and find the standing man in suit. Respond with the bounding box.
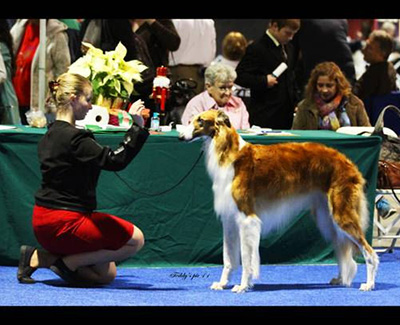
[235,19,300,129]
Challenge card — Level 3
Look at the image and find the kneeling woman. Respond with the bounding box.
[18,73,149,285]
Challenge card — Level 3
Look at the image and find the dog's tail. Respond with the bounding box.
[358,188,370,234]
[328,155,369,233]
[328,170,374,261]
[348,187,370,258]
[328,179,379,290]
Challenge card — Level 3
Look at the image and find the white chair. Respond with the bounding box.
[337,126,400,253]
[336,126,398,138]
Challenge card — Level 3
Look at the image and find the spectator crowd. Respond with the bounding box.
[0,18,399,132]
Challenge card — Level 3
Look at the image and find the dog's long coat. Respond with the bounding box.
[179,110,379,293]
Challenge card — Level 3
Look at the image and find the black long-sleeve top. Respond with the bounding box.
[35,120,149,213]
[353,61,397,101]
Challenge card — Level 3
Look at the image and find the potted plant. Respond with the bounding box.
[68,42,148,126]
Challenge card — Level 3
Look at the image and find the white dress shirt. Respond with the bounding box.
[169,19,216,67]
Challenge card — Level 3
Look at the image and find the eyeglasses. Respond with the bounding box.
[215,85,233,93]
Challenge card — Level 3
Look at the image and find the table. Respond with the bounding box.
[0,126,381,267]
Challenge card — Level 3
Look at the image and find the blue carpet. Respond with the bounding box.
[1,249,400,307]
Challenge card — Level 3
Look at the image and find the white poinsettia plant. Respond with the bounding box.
[68,42,148,104]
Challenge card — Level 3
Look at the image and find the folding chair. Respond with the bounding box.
[374,189,400,253]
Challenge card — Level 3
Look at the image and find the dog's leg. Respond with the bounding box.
[330,238,357,287]
[314,200,358,286]
[358,238,379,291]
[211,218,240,290]
[339,232,379,291]
[328,178,379,291]
[232,215,261,293]
[329,188,379,291]
[312,194,350,285]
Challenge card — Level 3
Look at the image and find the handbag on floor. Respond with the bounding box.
[378,160,400,189]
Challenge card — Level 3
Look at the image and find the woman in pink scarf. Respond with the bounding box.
[292,62,370,130]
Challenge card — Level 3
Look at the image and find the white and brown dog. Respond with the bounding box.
[179,110,379,293]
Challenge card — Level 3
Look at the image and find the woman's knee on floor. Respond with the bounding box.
[97,262,117,284]
[76,262,117,285]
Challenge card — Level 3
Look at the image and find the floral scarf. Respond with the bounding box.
[315,94,350,130]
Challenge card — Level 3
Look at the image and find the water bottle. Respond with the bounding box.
[150,112,160,131]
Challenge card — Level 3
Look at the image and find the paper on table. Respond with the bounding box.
[0,125,17,130]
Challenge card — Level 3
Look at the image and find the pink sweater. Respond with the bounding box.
[181,91,250,129]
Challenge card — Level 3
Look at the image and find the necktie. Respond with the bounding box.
[281,45,288,62]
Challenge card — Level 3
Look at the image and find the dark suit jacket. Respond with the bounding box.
[235,33,298,129]
[292,19,356,86]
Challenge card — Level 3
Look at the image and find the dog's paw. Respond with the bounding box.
[231,283,253,293]
[231,285,248,293]
[210,282,227,290]
[329,277,342,286]
[359,282,375,291]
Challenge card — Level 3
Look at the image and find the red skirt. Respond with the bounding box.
[32,205,134,256]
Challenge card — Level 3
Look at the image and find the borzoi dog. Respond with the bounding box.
[179,110,379,293]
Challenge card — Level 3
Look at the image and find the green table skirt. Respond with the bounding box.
[0,127,381,266]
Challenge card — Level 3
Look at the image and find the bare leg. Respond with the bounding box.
[60,227,144,284]
[76,262,117,284]
[30,249,58,269]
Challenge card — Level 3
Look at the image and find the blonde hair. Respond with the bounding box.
[48,73,92,113]
[222,31,248,61]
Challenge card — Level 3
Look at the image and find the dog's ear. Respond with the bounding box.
[216,110,231,128]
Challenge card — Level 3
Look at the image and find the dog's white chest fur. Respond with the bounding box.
[204,138,245,221]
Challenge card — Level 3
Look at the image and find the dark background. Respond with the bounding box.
[214,19,269,55]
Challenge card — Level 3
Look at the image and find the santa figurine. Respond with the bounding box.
[152,66,170,112]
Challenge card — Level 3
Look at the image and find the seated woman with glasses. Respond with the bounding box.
[181,63,250,129]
